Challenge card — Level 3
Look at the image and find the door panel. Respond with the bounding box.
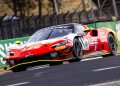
[82,33,98,55]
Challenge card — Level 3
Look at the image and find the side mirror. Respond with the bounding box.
[90,29,98,36]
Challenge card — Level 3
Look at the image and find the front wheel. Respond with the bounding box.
[69,38,83,62]
[9,60,27,72]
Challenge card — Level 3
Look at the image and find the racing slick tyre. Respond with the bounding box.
[108,34,117,56]
[102,34,117,57]
[10,60,27,72]
[69,38,82,62]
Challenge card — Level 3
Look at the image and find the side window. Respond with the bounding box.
[75,25,84,34]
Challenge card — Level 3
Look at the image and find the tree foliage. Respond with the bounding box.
[3,0,36,16]
[2,0,94,16]
[3,0,61,16]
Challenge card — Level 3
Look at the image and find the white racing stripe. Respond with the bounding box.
[89,80,120,86]
[81,57,103,62]
[93,66,120,72]
[7,82,30,86]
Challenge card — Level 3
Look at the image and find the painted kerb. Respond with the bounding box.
[0,37,29,68]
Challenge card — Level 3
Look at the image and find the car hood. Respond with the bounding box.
[9,33,77,51]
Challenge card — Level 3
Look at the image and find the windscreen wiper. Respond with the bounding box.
[46,27,54,40]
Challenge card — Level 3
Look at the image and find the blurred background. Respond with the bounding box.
[0,0,120,67]
[0,0,119,40]
[0,0,97,16]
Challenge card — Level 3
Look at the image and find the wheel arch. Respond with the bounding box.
[74,36,79,39]
[73,36,83,45]
[74,36,83,40]
[109,32,114,37]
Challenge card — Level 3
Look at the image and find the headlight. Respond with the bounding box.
[6,51,14,56]
[6,51,10,56]
[51,40,67,48]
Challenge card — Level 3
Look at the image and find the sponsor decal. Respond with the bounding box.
[0,43,12,64]
[55,46,66,50]
[78,37,89,50]
[79,37,98,50]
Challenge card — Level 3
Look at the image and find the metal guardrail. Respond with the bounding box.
[0,11,113,40]
[0,0,119,40]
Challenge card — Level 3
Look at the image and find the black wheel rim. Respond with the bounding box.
[109,36,116,52]
[74,41,82,58]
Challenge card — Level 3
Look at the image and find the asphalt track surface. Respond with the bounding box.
[0,55,120,86]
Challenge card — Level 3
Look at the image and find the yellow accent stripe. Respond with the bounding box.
[6,58,72,71]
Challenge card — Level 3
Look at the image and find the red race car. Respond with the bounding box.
[5,23,118,72]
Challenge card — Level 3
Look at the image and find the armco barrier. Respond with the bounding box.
[0,37,28,68]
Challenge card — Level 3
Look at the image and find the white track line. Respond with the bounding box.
[89,80,120,86]
[93,66,120,72]
[81,57,103,61]
[28,65,49,71]
[28,57,103,71]
[6,82,30,86]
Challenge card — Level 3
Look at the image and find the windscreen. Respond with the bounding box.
[27,25,74,43]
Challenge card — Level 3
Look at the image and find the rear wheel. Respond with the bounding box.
[69,38,82,62]
[108,34,117,56]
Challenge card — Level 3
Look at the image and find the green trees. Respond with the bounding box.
[1,0,96,16]
[3,0,37,16]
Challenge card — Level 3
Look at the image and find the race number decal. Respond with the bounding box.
[84,39,89,50]
[78,38,89,50]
